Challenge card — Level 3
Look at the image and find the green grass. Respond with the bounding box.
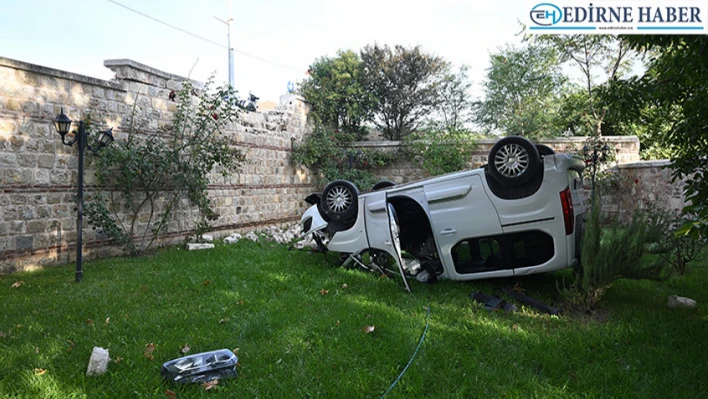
[0,240,706,398]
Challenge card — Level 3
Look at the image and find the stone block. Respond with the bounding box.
[27,220,46,233]
[4,169,33,184]
[17,153,37,167]
[668,295,697,309]
[187,243,214,251]
[15,235,33,250]
[86,347,110,376]
[34,169,50,184]
[7,98,20,111]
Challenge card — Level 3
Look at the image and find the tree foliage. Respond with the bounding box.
[533,34,634,137]
[360,44,448,140]
[606,35,708,238]
[290,127,398,191]
[298,50,375,139]
[430,65,475,132]
[84,79,246,255]
[403,128,478,176]
[475,43,566,139]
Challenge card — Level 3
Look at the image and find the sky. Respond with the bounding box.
[1,0,552,103]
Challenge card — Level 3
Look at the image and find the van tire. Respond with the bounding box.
[488,136,541,186]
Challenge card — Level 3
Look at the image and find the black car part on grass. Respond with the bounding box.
[502,287,560,315]
[470,291,518,312]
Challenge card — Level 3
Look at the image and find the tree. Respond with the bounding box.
[533,35,634,137]
[298,50,376,139]
[475,43,566,139]
[360,44,447,140]
[607,36,708,238]
[429,65,475,132]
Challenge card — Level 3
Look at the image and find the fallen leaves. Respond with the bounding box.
[362,325,375,334]
[0,331,6,338]
[568,371,578,380]
[341,283,348,289]
[105,317,110,325]
[319,289,329,295]
[165,389,177,398]
[144,343,156,361]
[203,280,211,286]
[34,368,47,375]
[114,356,123,363]
[201,379,219,390]
[232,348,240,355]
[181,343,190,354]
[11,281,24,288]
[86,319,94,325]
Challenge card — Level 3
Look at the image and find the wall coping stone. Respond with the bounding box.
[613,159,672,169]
[103,59,202,87]
[0,56,125,91]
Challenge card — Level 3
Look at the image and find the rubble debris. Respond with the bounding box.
[187,243,215,251]
[86,347,110,376]
[668,295,697,309]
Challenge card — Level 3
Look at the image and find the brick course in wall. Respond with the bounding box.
[0,57,314,273]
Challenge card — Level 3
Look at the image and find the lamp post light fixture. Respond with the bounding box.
[53,108,114,282]
[582,141,610,202]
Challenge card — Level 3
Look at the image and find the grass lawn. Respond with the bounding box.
[1,239,706,398]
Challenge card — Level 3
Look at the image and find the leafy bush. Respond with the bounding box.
[403,128,478,176]
[561,205,672,310]
[290,127,397,190]
[84,78,246,255]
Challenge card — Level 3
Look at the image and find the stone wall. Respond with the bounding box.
[0,57,314,273]
[601,160,687,222]
[355,136,641,184]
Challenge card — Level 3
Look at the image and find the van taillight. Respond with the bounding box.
[560,187,574,235]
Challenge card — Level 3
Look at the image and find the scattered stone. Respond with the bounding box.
[224,234,241,244]
[201,234,214,243]
[245,232,259,242]
[86,347,110,376]
[187,243,215,251]
[667,295,697,309]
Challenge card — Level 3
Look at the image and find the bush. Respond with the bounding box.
[403,128,478,176]
[290,127,397,190]
[84,78,246,255]
[560,205,672,310]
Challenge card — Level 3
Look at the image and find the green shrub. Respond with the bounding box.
[402,128,478,176]
[84,78,246,255]
[290,127,397,190]
[561,204,672,310]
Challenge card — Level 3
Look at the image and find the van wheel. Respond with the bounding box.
[321,180,359,222]
[488,136,541,186]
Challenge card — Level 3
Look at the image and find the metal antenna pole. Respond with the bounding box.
[214,7,235,88]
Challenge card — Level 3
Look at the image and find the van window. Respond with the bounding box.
[452,231,554,274]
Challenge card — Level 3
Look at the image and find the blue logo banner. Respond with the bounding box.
[527,1,708,34]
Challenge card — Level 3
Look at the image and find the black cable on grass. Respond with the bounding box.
[380,304,431,398]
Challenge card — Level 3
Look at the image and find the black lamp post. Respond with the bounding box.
[583,141,610,202]
[53,108,114,282]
